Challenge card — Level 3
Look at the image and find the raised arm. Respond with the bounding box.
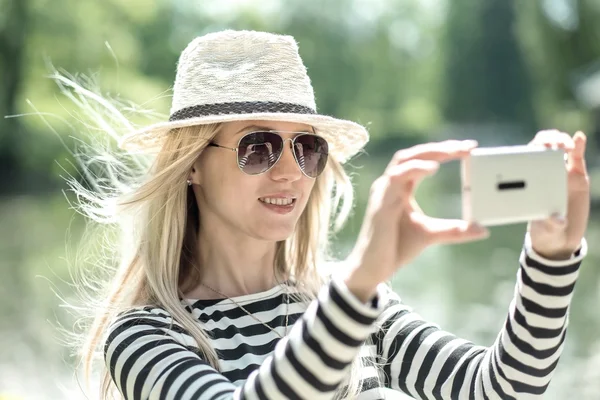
[372,235,586,398]
[104,278,385,400]
[345,130,589,398]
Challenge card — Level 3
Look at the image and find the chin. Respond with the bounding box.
[255,222,297,242]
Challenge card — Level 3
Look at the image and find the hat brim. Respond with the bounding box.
[118,112,369,163]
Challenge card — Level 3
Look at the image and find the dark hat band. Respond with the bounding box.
[169,101,316,122]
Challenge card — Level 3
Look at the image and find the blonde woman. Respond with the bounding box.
[73,30,590,399]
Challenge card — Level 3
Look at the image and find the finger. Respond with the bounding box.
[530,213,567,233]
[386,159,440,182]
[569,131,588,175]
[530,130,575,151]
[388,140,478,170]
[414,214,490,245]
[382,160,439,205]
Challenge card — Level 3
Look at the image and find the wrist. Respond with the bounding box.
[342,267,380,303]
[532,246,577,261]
[525,234,588,268]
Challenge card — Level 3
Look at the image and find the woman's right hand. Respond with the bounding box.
[343,140,491,301]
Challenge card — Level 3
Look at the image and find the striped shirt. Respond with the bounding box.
[105,235,587,399]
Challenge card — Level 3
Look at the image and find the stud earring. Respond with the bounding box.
[186,179,193,186]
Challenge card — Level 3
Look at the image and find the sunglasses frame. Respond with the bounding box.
[208,130,329,178]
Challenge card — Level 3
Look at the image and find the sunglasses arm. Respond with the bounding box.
[208,143,237,152]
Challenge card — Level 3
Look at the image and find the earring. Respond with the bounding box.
[186,179,193,186]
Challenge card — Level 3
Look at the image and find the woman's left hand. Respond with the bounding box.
[528,130,590,260]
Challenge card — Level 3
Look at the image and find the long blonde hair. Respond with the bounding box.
[56,75,371,399]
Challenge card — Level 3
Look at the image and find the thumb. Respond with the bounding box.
[415,214,490,245]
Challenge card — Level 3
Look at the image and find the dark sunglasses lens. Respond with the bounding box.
[293,135,329,178]
[237,132,283,175]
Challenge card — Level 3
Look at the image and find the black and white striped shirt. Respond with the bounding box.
[104,236,587,399]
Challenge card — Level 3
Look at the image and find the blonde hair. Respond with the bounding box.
[56,75,373,399]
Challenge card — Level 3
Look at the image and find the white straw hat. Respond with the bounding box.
[118,30,369,163]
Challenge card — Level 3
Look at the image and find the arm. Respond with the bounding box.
[374,235,587,399]
[104,278,386,400]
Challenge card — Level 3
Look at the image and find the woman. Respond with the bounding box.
[74,30,589,399]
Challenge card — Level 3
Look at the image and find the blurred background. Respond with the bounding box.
[1,0,599,398]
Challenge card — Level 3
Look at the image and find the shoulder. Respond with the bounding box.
[102,305,208,390]
[105,305,195,351]
[110,305,175,330]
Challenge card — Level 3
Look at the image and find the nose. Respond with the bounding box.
[268,138,302,181]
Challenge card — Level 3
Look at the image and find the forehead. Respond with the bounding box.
[218,120,315,140]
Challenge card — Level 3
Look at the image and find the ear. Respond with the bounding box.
[188,164,202,186]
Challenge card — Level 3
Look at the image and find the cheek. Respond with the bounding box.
[298,179,317,208]
[203,170,241,202]
[197,156,234,199]
[200,161,257,210]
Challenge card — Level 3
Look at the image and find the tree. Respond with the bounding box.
[0,0,29,193]
[442,0,536,130]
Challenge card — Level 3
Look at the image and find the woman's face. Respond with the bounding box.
[190,120,319,241]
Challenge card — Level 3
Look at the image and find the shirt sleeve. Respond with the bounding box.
[374,234,587,399]
[104,277,387,400]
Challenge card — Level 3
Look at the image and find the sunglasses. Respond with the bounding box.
[208,130,329,178]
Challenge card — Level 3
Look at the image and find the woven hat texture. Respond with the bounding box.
[119,30,369,163]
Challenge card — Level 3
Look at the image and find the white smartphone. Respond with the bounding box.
[461,145,567,226]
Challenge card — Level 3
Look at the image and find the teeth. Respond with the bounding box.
[260,197,294,206]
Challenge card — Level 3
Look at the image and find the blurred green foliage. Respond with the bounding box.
[1,0,600,398]
[2,0,600,194]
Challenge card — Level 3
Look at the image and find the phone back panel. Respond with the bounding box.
[461,146,567,226]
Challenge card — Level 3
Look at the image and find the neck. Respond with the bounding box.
[193,224,284,298]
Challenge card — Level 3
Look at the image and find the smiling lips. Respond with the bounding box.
[258,196,297,214]
[259,197,295,206]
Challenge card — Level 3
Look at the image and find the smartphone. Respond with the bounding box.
[461,145,567,226]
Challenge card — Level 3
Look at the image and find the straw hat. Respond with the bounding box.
[118,30,369,163]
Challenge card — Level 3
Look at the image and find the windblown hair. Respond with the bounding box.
[54,74,372,400]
